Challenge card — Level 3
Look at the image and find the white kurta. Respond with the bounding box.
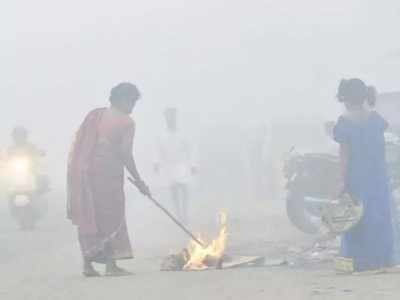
[155,130,196,187]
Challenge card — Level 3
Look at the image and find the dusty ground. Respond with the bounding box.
[1,190,399,300]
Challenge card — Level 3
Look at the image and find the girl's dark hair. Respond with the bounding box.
[337,78,377,107]
[109,82,140,105]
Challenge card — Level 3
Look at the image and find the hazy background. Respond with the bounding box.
[3,0,400,190]
[2,4,400,298]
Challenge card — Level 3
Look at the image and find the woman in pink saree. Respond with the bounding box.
[67,83,150,277]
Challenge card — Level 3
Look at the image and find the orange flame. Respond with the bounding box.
[183,212,227,271]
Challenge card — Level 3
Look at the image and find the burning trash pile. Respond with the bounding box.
[161,212,228,271]
[161,212,269,271]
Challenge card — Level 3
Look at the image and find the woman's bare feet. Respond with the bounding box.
[105,260,133,277]
[83,261,101,277]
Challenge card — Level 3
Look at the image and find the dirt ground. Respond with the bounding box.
[1,190,399,300]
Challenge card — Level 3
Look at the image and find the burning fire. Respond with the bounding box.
[183,212,228,271]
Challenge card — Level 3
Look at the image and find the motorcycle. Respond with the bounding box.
[283,150,340,234]
[284,133,400,234]
[5,154,49,230]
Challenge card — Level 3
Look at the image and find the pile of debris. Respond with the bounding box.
[286,239,340,269]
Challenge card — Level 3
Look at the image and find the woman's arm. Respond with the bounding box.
[120,122,150,196]
[120,122,141,181]
[121,122,151,196]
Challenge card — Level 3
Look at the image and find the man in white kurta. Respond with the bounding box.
[155,108,196,223]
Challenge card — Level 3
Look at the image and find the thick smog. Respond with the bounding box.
[1,1,400,299]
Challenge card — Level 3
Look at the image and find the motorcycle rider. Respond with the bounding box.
[8,126,45,162]
[7,126,49,229]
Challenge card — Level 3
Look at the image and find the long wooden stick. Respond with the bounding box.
[127,177,205,247]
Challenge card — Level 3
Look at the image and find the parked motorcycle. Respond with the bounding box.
[284,133,400,234]
[284,150,340,234]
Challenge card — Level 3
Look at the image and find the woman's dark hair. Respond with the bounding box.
[337,78,377,107]
[12,126,28,139]
[109,82,140,105]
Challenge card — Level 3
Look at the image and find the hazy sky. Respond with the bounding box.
[3,0,400,185]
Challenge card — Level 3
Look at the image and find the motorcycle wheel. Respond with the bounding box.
[18,214,36,231]
[286,191,321,235]
[18,207,36,231]
[9,198,36,231]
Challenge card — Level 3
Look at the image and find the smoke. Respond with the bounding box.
[2,0,400,229]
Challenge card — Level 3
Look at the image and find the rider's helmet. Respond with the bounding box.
[12,126,29,144]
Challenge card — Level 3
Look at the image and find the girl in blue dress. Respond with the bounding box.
[334,78,395,272]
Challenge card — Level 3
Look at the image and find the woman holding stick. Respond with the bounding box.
[67,82,150,277]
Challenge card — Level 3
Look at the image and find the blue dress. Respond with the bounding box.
[334,111,394,271]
